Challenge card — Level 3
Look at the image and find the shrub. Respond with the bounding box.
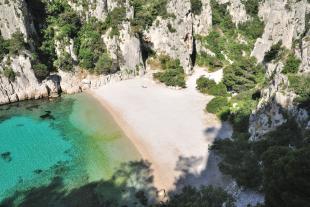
[288,74,310,109]
[7,32,26,55]
[54,52,74,71]
[77,20,107,70]
[2,67,16,82]
[196,76,227,96]
[167,23,176,33]
[282,53,301,74]
[206,96,230,115]
[95,53,114,75]
[263,41,283,63]
[163,186,235,207]
[0,36,9,60]
[190,0,203,15]
[238,17,264,41]
[196,53,223,72]
[33,63,49,81]
[104,6,126,36]
[223,56,264,92]
[153,55,186,88]
[210,0,234,31]
[241,0,261,16]
[130,0,168,33]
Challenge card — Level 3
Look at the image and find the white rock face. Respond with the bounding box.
[145,0,194,74]
[252,0,308,62]
[0,54,55,105]
[297,35,310,73]
[0,0,36,40]
[193,0,212,36]
[217,0,248,24]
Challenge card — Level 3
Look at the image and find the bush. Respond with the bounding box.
[196,52,223,71]
[263,41,283,63]
[223,56,264,92]
[196,76,227,96]
[163,186,235,207]
[95,53,114,75]
[153,55,186,88]
[288,74,310,109]
[238,17,264,41]
[167,23,176,33]
[130,0,168,34]
[241,0,261,16]
[282,53,301,74]
[33,63,49,80]
[77,20,107,70]
[210,0,234,31]
[7,32,26,55]
[190,0,203,15]
[104,6,126,36]
[54,52,74,71]
[2,67,16,82]
[206,96,230,115]
[0,36,9,60]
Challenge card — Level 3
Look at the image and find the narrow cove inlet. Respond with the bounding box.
[0,94,140,203]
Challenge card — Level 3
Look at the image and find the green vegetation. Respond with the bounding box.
[167,23,176,33]
[196,76,227,96]
[0,36,9,60]
[196,53,223,72]
[206,96,230,117]
[212,120,310,206]
[153,55,186,88]
[130,0,169,34]
[76,19,108,70]
[32,63,49,81]
[241,0,261,17]
[238,17,264,41]
[95,53,114,75]
[196,0,264,71]
[282,53,301,74]
[54,52,74,72]
[104,6,126,36]
[223,57,265,92]
[7,32,26,55]
[211,0,234,32]
[0,32,26,59]
[163,186,235,207]
[263,41,284,63]
[288,74,310,109]
[190,0,203,15]
[2,67,16,82]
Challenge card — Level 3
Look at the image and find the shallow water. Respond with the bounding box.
[0,93,140,201]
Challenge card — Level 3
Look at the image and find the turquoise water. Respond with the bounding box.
[0,94,140,202]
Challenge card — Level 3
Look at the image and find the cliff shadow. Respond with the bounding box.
[0,160,158,207]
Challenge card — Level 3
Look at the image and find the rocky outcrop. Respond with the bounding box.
[193,0,212,36]
[145,0,212,74]
[0,54,56,104]
[252,0,309,62]
[145,0,194,74]
[0,0,36,40]
[248,0,310,140]
[296,34,310,73]
[217,0,248,24]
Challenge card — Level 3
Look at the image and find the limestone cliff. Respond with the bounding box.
[249,0,310,140]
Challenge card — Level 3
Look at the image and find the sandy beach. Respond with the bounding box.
[90,69,232,191]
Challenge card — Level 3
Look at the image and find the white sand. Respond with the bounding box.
[91,69,232,191]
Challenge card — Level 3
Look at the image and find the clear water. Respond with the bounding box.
[0,94,140,202]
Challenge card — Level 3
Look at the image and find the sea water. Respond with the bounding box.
[0,94,140,202]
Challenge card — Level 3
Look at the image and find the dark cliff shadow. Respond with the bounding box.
[0,160,157,207]
[172,121,233,195]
